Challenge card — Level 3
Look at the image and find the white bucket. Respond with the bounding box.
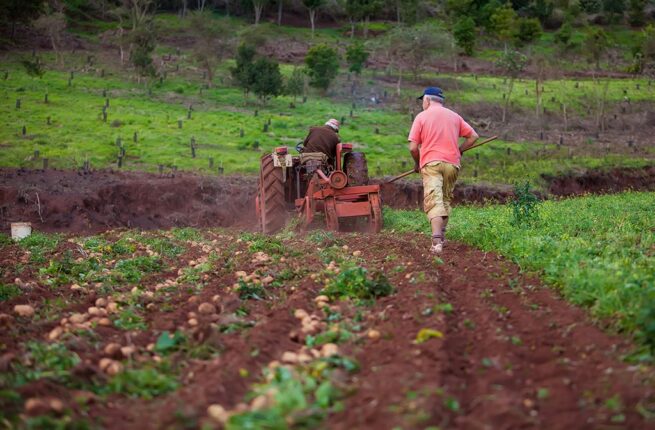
[11,222,32,241]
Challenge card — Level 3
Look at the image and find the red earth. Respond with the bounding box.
[2,167,654,234]
[0,229,653,429]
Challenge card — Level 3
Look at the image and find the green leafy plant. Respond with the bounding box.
[19,233,60,263]
[113,256,161,283]
[8,342,80,387]
[510,182,540,227]
[0,283,21,301]
[113,308,147,331]
[236,280,268,301]
[106,366,178,399]
[155,331,186,354]
[323,266,393,300]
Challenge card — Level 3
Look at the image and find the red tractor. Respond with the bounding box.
[255,143,383,234]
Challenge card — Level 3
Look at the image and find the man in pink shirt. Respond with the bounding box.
[408,87,479,254]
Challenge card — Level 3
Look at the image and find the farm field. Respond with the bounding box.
[2,3,655,429]
[1,220,655,429]
[1,59,653,189]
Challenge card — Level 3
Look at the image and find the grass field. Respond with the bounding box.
[385,191,655,357]
[1,60,651,188]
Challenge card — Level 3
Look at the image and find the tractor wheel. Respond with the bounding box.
[258,154,287,234]
[324,197,339,231]
[344,152,370,186]
[368,192,383,233]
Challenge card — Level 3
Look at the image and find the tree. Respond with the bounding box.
[123,0,155,30]
[445,0,473,19]
[580,0,602,13]
[303,0,324,36]
[453,16,476,56]
[377,23,453,93]
[496,49,527,123]
[346,42,369,74]
[628,0,647,27]
[231,44,257,97]
[189,12,231,87]
[584,26,610,70]
[252,0,268,25]
[602,0,625,24]
[513,17,542,47]
[393,0,419,25]
[2,0,44,40]
[130,22,157,79]
[304,44,339,91]
[277,0,284,25]
[285,67,305,101]
[490,2,518,51]
[636,25,655,77]
[34,10,67,66]
[554,21,573,48]
[252,58,283,103]
[582,26,612,132]
[527,0,554,25]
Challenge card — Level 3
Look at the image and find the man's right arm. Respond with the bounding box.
[459,130,479,153]
[458,119,478,153]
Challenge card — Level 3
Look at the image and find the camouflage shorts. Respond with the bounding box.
[421,161,459,219]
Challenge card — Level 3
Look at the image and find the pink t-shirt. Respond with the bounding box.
[407,104,475,168]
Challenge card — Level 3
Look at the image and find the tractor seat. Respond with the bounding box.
[299,152,329,165]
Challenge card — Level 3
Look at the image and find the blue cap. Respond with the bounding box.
[418,87,445,100]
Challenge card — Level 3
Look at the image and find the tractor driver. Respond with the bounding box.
[301,118,341,166]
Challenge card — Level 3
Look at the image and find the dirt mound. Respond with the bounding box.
[2,166,652,235]
[377,179,514,210]
[547,165,655,196]
[0,169,257,234]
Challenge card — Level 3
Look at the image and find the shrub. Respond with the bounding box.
[323,266,393,300]
[304,44,339,92]
[510,182,540,227]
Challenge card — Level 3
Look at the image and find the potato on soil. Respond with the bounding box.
[104,343,122,357]
[198,302,216,315]
[0,314,13,326]
[294,309,309,320]
[321,343,339,357]
[367,329,381,340]
[14,305,35,317]
[25,398,64,416]
[281,351,299,363]
[69,313,87,324]
[95,298,108,307]
[207,404,230,424]
[48,327,64,341]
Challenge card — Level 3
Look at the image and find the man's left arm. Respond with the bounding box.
[407,117,422,173]
[408,141,421,173]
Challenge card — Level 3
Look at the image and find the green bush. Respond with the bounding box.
[323,266,393,300]
[510,182,540,226]
[304,44,339,91]
[0,283,21,301]
[106,367,178,399]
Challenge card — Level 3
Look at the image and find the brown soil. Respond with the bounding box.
[325,235,655,430]
[1,230,653,429]
[545,165,655,196]
[0,168,257,234]
[2,167,653,235]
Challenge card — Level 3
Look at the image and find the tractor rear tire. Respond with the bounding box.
[258,154,287,234]
[344,152,370,186]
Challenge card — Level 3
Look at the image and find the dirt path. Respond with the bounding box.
[324,235,655,430]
